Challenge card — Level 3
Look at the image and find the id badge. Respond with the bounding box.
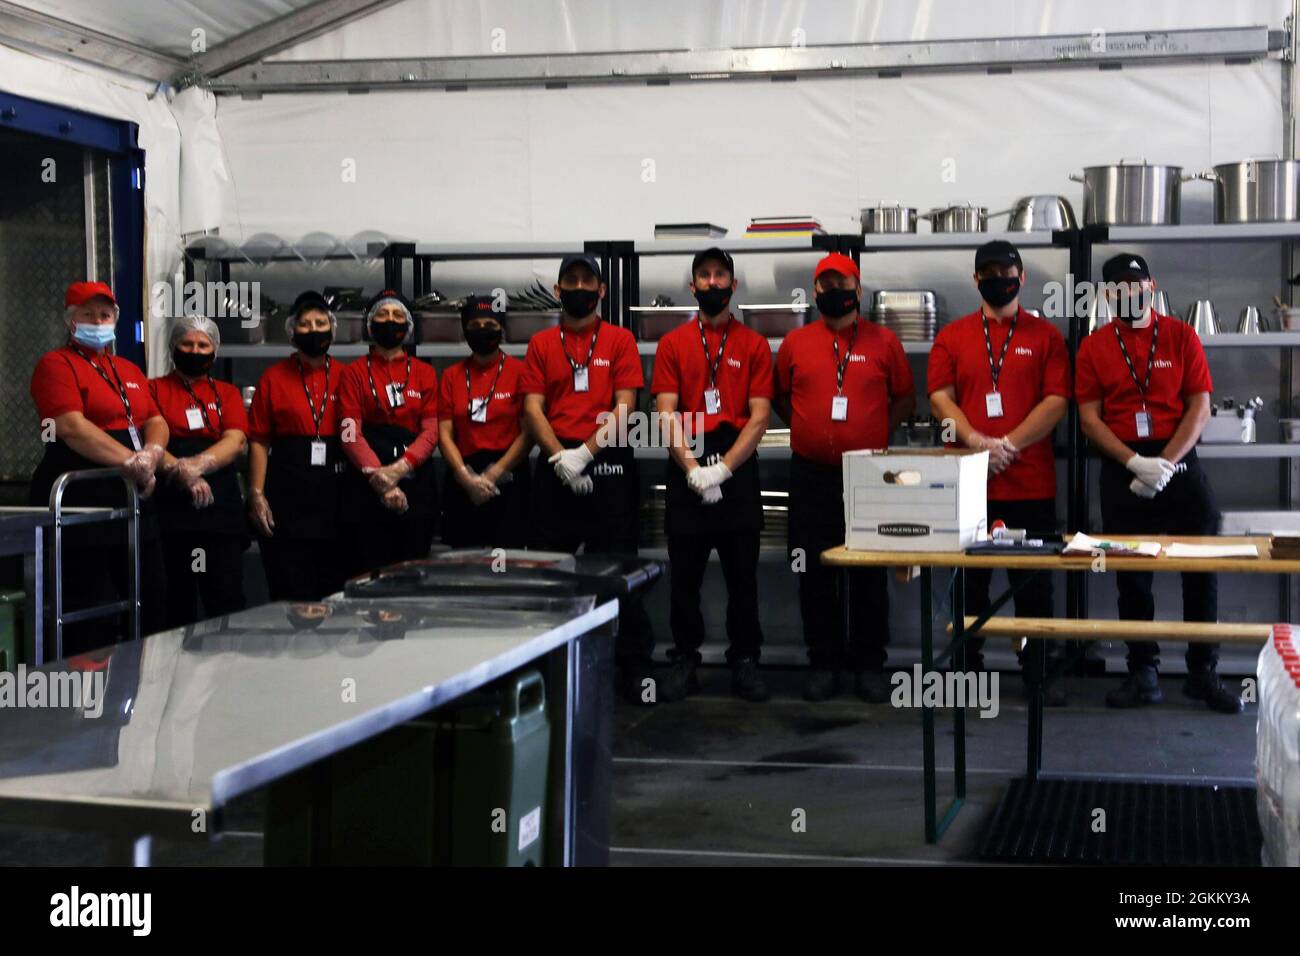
[386,382,406,408]
[704,388,721,415]
[1135,410,1152,439]
[985,391,1004,419]
[831,394,849,422]
[185,406,205,431]
[470,397,488,424]
[310,440,327,467]
[127,423,142,451]
[573,367,589,393]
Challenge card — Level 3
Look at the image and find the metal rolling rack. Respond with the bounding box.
[1076,221,1300,621]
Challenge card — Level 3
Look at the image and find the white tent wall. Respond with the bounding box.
[0,44,229,373]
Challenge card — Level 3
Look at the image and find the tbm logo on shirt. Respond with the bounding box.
[847,354,868,363]
[591,358,611,367]
[1014,347,1034,356]
[1152,359,1174,368]
[50,886,151,936]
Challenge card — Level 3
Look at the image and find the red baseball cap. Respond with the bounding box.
[813,253,860,282]
[65,281,117,308]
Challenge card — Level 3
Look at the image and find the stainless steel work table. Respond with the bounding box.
[0,594,620,866]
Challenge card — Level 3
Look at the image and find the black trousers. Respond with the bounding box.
[58,535,167,657]
[259,534,348,602]
[963,497,1058,664]
[788,454,889,671]
[440,450,531,550]
[161,532,247,629]
[1099,442,1221,671]
[530,447,654,668]
[666,529,762,665]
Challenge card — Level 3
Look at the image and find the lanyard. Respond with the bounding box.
[830,320,859,394]
[296,355,331,439]
[177,372,223,434]
[1112,318,1160,409]
[558,320,600,373]
[465,354,506,420]
[981,311,1017,392]
[366,352,411,416]
[72,346,133,423]
[697,318,730,388]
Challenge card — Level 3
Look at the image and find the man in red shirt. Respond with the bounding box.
[1076,253,1241,714]
[928,240,1070,700]
[522,253,655,702]
[652,248,773,702]
[774,253,915,702]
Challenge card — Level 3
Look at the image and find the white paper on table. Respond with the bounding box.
[1063,532,1162,557]
[1164,543,1260,559]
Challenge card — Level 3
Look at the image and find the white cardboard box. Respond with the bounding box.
[842,448,989,552]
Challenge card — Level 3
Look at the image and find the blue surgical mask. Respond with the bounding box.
[72,323,116,349]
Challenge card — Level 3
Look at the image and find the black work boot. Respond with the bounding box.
[1183,668,1245,714]
[854,669,891,703]
[802,668,840,702]
[731,658,770,702]
[1105,664,1163,708]
[659,656,700,703]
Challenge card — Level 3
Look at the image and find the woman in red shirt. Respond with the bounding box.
[338,290,440,576]
[29,281,170,653]
[437,296,532,548]
[148,315,250,628]
[246,291,347,600]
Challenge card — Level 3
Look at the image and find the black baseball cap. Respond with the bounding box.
[691,247,735,277]
[363,288,412,319]
[974,240,1023,272]
[460,294,507,328]
[290,290,332,317]
[557,253,603,283]
[1102,252,1152,283]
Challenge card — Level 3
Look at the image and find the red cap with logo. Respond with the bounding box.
[813,253,860,282]
[64,281,117,308]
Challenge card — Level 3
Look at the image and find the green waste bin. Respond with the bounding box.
[0,590,22,673]
[436,669,550,866]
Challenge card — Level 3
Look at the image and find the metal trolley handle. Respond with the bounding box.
[48,468,141,661]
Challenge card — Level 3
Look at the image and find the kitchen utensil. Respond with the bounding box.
[1201,396,1262,443]
[1204,157,1300,223]
[1001,195,1078,232]
[1238,306,1264,334]
[922,202,987,233]
[629,306,695,340]
[505,311,561,344]
[1086,290,1114,333]
[415,309,463,343]
[737,303,810,336]
[1184,299,1220,337]
[860,203,919,234]
[1282,419,1300,443]
[872,290,938,312]
[241,386,256,410]
[1275,302,1300,330]
[1152,290,1173,316]
[1069,160,1196,226]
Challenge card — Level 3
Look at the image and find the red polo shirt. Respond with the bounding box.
[650,313,773,434]
[149,372,249,442]
[247,355,344,444]
[438,353,527,457]
[31,345,158,431]
[337,351,440,469]
[1075,313,1213,442]
[774,317,914,465]
[927,307,1070,501]
[520,320,644,442]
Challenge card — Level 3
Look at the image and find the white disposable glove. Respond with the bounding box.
[1126,454,1175,491]
[549,445,594,484]
[688,462,732,493]
[701,484,723,505]
[566,474,594,496]
[382,486,409,513]
[187,476,215,509]
[248,490,274,537]
[458,466,499,506]
[1128,476,1160,499]
[121,443,164,486]
[366,457,412,494]
[967,432,1017,475]
[174,453,217,483]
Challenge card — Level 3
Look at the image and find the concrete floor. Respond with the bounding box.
[0,658,1258,867]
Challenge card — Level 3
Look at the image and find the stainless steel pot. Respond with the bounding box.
[922,202,987,233]
[1002,195,1078,232]
[1070,159,1195,226]
[1205,157,1300,223]
[860,203,919,234]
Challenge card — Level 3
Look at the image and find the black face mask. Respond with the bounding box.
[693,285,733,316]
[466,326,503,356]
[172,348,215,378]
[559,288,600,319]
[370,320,408,348]
[293,330,332,357]
[978,275,1021,309]
[816,288,859,320]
